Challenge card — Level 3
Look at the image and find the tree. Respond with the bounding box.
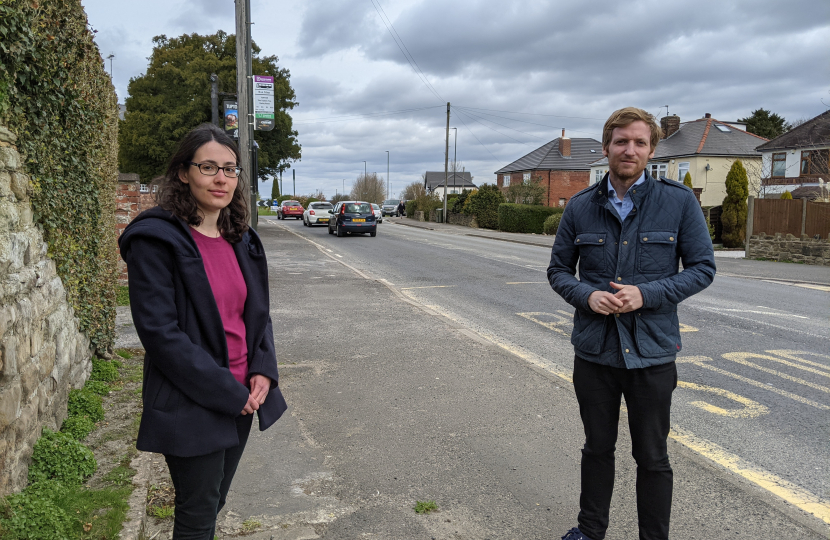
[505,176,545,205]
[464,184,506,229]
[780,190,793,200]
[270,178,281,201]
[683,172,693,190]
[350,173,385,203]
[721,160,749,248]
[118,31,301,181]
[738,108,790,140]
[330,193,350,204]
[401,181,426,201]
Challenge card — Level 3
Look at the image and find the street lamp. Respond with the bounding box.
[363,161,367,201]
[106,53,114,79]
[385,151,390,199]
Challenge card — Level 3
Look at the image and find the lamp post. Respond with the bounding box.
[451,127,457,196]
[363,161,367,201]
[106,53,114,79]
[385,151,390,199]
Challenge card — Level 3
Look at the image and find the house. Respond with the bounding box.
[494,130,602,207]
[754,110,830,198]
[424,171,476,200]
[589,114,766,206]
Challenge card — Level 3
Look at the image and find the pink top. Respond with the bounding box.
[191,228,249,386]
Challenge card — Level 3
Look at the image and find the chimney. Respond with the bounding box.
[559,128,571,157]
[660,115,680,139]
[704,113,711,118]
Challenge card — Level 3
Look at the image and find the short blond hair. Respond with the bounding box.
[602,107,663,151]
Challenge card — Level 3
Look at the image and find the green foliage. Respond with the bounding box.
[276,195,294,204]
[149,505,174,519]
[450,189,472,213]
[405,200,416,217]
[505,177,546,205]
[90,357,120,383]
[270,177,281,200]
[116,286,130,306]
[67,389,104,423]
[102,465,136,487]
[0,481,74,540]
[118,31,301,182]
[60,415,95,441]
[780,190,793,200]
[413,500,438,514]
[683,172,693,189]
[115,349,133,359]
[721,160,749,248]
[28,429,96,485]
[463,184,505,229]
[83,380,111,396]
[498,204,561,233]
[738,108,790,140]
[0,0,119,356]
[543,212,564,235]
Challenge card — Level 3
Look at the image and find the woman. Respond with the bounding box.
[119,123,286,539]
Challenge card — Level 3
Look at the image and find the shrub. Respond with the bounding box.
[28,429,96,485]
[0,481,74,539]
[780,190,792,200]
[498,204,561,234]
[721,160,749,248]
[505,177,546,205]
[543,212,564,235]
[60,415,96,441]
[451,189,473,213]
[405,200,416,217]
[463,184,505,229]
[67,389,104,423]
[90,357,119,383]
[683,171,694,189]
[84,380,111,396]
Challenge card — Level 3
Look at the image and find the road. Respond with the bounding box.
[260,214,829,536]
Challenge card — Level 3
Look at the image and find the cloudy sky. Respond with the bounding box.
[83,0,829,200]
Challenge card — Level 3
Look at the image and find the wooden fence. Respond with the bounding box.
[747,197,830,241]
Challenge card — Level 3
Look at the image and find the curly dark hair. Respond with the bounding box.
[157,123,250,243]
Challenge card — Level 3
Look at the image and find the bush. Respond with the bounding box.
[28,429,96,485]
[451,189,473,213]
[84,380,111,397]
[498,204,562,234]
[463,184,505,229]
[0,481,75,539]
[721,160,749,248]
[780,190,792,200]
[67,389,104,423]
[683,171,694,189]
[543,212,564,235]
[90,357,119,383]
[405,200,416,217]
[60,415,96,441]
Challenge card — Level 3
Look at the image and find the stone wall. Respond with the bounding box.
[115,174,159,284]
[447,212,478,228]
[746,233,830,266]
[0,126,91,495]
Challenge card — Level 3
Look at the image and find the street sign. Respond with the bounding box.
[253,75,275,131]
[223,100,239,139]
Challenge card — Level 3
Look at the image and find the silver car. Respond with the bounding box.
[371,204,383,223]
[303,202,334,226]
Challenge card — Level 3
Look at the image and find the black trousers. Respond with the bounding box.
[164,413,254,540]
[573,356,677,540]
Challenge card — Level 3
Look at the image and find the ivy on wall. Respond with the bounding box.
[0,0,118,355]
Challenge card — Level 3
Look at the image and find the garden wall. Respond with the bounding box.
[746,233,830,266]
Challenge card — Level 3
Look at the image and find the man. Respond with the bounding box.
[548,107,716,540]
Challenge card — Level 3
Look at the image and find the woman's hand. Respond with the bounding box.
[240,375,271,415]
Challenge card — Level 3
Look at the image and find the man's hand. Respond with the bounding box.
[241,375,271,415]
[588,290,624,315]
[609,282,643,313]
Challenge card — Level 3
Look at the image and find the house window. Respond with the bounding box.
[503,174,511,186]
[801,149,829,175]
[152,185,158,193]
[558,198,566,207]
[139,184,149,193]
[523,172,531,181]
[594,169,605,184]
[771,152,786,177]
[649,164,667,179]
[677,162,690,182]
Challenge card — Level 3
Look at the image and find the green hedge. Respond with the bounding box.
[543,212,564,235]
[0,0,119,355]
[498,204,562,234]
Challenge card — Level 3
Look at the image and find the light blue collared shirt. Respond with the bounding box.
[607,172,645,221]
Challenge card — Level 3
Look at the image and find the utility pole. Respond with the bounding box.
[235,0,254,229]
[442,102,450,222]
[210,74,219,126]
[451,127,457,195]
[386,151,390,199]
[279,170,283,197]
[293,169,296,197]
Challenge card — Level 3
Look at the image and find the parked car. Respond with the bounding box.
[327,201,377,237]
[277,200,304,219]
[303,201,334,226]
[371,204,383,223]
[381,199,401,217]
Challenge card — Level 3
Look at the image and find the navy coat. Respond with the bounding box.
[119,207,286,457]
[547,172,716,369]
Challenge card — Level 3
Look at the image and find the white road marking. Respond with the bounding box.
[400,285,454,290]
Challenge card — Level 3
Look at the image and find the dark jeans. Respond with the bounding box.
[573,356,677,540]
[164,414,254,540]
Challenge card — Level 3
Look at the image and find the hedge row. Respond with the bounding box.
[498,204,563,234]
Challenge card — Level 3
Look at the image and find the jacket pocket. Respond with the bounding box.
[634,311,680,357]
[151,378,178,412]
[571,309,607,356]
[575,233,607,273]
[637,231,677,274]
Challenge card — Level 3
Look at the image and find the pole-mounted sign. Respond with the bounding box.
[253,75,275,131]
[223,100,239,139]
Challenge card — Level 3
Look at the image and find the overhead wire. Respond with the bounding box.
[455,106,600,137]
[454,106,604,121]
[294,105,444,125]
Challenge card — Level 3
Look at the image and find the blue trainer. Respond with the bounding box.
[560,527,596,540]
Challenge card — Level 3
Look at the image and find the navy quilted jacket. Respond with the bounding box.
[547,172,716,369]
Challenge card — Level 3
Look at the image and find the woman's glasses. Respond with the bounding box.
[188,162,242,178]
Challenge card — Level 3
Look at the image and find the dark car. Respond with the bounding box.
[278,200,304,219]
[327,201,377,237]
[381,199,401,217]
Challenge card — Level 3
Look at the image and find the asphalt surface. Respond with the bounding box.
[216,216,828,539]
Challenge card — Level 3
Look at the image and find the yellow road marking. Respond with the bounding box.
[677,381,769,418]
[400,285,454,290]
[793,283,830,292]
[506,281,548,284]
[766,350,830,373]
[676,356,829,410]
[669,425,830,525]
[517,312,571,336]
[722,352,830,394]
[679,323,698,332]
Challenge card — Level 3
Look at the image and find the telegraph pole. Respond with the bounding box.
[442,102,450,222]
[235,0,254,229]
[386,150,390,199]
[210,74,219,126]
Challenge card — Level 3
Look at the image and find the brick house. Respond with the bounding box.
[115,172,160,284]
[494,130,602,207]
